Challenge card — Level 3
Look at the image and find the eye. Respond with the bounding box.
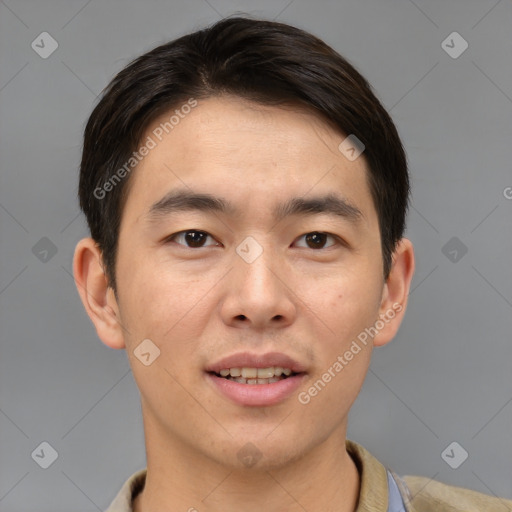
[166,230,220,248]
[294,232,339,249]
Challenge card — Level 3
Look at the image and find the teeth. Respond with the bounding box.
[216,366,296,384]
[218,366,294,379]
[257,367,274,378]
[241,368,258,379]
[230,376,284,385]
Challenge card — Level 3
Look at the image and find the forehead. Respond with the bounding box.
[121,96,375,226]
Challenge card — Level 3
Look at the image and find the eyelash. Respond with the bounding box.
[165,230,342,250]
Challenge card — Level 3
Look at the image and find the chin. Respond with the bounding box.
[212,434,309,472]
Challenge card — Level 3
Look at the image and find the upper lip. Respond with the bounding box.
[206,352,307,374]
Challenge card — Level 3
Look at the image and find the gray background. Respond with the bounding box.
[1,0,511,510]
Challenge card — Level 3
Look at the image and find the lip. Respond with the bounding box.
[205,351,307,374]
[206,372,307,407]
[205,351,308,407]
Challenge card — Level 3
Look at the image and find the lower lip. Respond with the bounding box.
[206,373,306,407]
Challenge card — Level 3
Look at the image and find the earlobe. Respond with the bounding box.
[73,237,126,349]
[373,238,415,347]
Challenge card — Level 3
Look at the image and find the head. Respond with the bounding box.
[74,17,414,471]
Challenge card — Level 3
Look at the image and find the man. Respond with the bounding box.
[73,16,512,512]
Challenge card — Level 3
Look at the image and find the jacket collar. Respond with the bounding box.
[346,439,391,511]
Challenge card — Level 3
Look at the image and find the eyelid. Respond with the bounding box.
[293,232,341,249]
[165,230,220,247]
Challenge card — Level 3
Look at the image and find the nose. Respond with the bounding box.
[219,242,297,331]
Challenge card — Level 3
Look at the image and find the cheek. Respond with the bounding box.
[313,270,383,339]
[300,290,377,418]
[118,253,208,332]
[120,268,213,411]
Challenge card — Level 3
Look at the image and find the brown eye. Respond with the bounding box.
[295,232,337,250]
[167,230,218,248]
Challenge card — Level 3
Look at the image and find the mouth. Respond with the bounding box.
[211,366,296,385]
[205,353,307,406]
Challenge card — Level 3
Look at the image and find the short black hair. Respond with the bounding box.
[78,16,409,295]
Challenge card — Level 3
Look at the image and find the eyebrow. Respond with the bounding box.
[145,188,363,225]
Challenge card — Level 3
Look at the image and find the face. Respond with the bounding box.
[88,96,408,470]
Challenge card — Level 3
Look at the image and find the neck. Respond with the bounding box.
[133,415,360,512]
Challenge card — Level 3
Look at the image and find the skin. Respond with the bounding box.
[74,96,414,512]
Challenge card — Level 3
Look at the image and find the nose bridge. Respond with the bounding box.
[221,235,295,327]
[234,235,281,296]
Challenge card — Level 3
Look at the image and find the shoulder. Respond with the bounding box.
[104,468,147,512]
[401,475,512,512]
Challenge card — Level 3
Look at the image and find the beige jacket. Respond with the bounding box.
[105,439,512,511]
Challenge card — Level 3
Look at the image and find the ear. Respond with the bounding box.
[73,237,126,349]
[373,238,415,347]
